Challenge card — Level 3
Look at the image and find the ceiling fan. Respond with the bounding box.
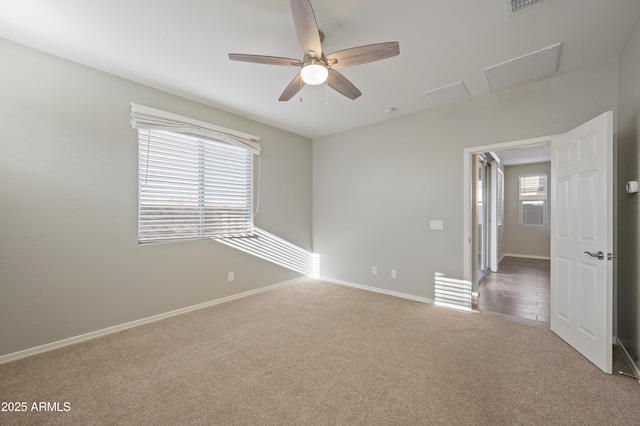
[228,0,400,101]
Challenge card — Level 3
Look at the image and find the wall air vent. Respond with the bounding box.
[505,0,549,16]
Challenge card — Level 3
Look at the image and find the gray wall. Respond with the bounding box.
[313,60,617,301]
[503,162,551,259]
[617,17,640,370]
[0,38,313,357]
[4,18,639,363]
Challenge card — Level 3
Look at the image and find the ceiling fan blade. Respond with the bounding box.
[327,69,362,100]
[228,53,301,67]
[326,42,400,69]
[290,0,322,58]
[279,73,306,101]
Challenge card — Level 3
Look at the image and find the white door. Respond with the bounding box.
[550,111,613,374]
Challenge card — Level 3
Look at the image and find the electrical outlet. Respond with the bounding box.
[372,266,378,275]
[391,269,397,278]
[228,272,234,282]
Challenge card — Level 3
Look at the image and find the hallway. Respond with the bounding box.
[475,256,550,328]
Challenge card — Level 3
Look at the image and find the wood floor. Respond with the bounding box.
[474,256,550,328]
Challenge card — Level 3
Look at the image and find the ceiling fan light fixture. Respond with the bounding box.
[228,0,399,101]
[301,60,328,85]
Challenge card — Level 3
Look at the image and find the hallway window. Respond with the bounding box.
[519,174,547,226]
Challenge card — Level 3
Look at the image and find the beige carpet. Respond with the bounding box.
[1,279,639,425]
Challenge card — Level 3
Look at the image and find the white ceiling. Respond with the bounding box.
[1,0,639,139]
[493,144,551,166]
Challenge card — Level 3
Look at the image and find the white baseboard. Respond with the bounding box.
[503,253,551,260]
[320,277,434,304]
[616,337,640,384]
[0,277,308,365]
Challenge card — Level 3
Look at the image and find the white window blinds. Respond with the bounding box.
[519,175,547,201]
[519,174,547,226]
[138,129,254,242]
[131,104,260,243]
[497,169,504,227]
[130,103,260,155]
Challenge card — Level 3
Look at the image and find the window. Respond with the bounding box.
[519,174,547,226]
[129,105,319,277]
[131,103,260,243]
[138,130,254,242]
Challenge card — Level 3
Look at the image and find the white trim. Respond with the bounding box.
[321,277,434,304]
[616,338,640,385]
[463,135,559,284]
[502,253,551,260]
[0,277,307,365]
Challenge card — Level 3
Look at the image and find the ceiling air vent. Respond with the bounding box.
[505,0,549,16]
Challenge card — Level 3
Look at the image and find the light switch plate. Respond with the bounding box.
[430,220,444,230]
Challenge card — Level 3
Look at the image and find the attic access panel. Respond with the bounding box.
[483,43,561,92]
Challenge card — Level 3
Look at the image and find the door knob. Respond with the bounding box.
[584,251,605,260]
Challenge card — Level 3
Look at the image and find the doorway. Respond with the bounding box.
[464,138,553,326]
[463,112,614,373]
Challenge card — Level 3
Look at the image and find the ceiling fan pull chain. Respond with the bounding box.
[299,77,304,102]
[325,81,329,108]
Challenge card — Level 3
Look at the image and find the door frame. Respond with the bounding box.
[462,135,559,288]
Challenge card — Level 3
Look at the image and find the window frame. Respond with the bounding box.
[518,174,547,227]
